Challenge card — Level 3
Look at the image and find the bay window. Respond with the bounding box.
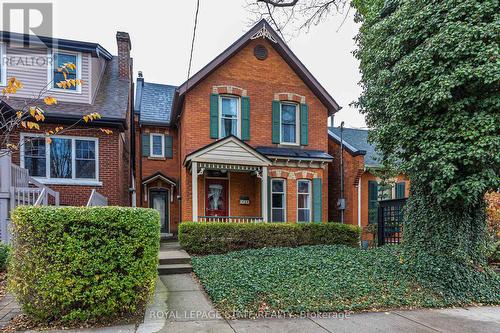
[220,96,240,138]
[21,134,99,184]
[271,179,286,222]
[297,180,311,222]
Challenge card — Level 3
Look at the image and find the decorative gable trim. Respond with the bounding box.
[250,24,278,43]
[184,135,271,167]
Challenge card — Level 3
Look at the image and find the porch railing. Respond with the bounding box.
[87,189,108,207]
[198,216,264,223]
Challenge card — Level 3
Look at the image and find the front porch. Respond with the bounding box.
[184,136,272,223]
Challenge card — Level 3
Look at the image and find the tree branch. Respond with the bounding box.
[257,0,299,7]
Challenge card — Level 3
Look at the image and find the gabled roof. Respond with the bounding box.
[184,135,272,167]
[0,31,112,59]
[171,19,340,122]
[1,57,130,130]
[328,127,382,168]
[135,77,177,125]
[142,172,177,187]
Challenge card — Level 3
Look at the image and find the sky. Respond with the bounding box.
[3,0,366,128]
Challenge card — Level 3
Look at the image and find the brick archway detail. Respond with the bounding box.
[212,85,247,97]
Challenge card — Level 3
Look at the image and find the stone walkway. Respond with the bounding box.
[0,292,21,328]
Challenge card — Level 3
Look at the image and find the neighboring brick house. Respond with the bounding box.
[134,20,339,235]
[1,31,134,206]
[328,127,410,233]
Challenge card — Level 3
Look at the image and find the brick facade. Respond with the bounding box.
[178,38,330,225]
[10,124,130,206]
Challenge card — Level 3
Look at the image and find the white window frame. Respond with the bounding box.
[219,95,241,139]
[20,133,100,186]
[271,178,286,222]
[47,49,82,94]
[297,179,312,223]
[280,102,300,146]
[0,43,6,86]
[150,133,165,158]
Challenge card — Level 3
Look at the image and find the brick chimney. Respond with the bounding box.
[116,31,131,80]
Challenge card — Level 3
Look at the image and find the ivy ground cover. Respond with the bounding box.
[192,245,500,318]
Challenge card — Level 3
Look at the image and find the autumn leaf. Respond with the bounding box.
[100,128,113,134]
[45,137,52,144]
[16,111,23,118]
[44,96,57,105]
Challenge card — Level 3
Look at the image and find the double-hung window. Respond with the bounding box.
[220,96,240,138]
[22,134,98,184]
[50,51,81,92]
[150,134,164,158]
[271,179,286,222]
[280,103,299,144]
[0,43,6,86]
[297,180,312,222]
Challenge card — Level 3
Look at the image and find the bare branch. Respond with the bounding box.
[257,0,299,7]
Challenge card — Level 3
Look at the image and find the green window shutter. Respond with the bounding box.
[300,103,309,146]
[268,178,272,222]
[368,181,378,224]
[241,96,250,141]
[141,134,150,157]
[396,182,406,199]
[272,101,280,144]
[210,93,219,139]
[312,178,322,223]
[164,135,173,159]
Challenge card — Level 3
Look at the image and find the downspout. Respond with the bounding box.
[339,121,345,223]
[357,178,361,228]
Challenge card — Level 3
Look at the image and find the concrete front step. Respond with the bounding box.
[159,257,191,265]
[158,264,193,275]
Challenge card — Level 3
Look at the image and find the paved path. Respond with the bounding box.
[4,274,499,332]
[0,292,21,328]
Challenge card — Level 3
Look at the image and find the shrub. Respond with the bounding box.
[8,206,160,323]
[179,222,360,255]
[0,242,10,271]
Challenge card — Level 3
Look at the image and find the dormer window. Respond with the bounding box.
[220,95,240,138]
[49,51,82,92]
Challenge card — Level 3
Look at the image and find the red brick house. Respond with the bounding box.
[1,31,134,206]
[134,20,339,235]
[328,127,410,235]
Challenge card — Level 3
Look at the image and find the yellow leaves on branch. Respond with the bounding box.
[2,77,23,95]
[55,63,83,89]
[21,121,40,130]
[100,128,113,135]
[45,127,63,136]
[44,96,57,105]
[83,112,101,123]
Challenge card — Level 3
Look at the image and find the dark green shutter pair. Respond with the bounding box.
[368,181,378,224]
[272,101,309,145]
[141,134,173,158]
[210,93,250,140]
[396,182,406,199]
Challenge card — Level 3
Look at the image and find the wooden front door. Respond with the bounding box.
[205,179,228,217]
[149,189,169,233]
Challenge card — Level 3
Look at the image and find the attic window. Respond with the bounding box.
[254,44,268,60]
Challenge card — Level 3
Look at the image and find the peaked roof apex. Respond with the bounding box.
[172,19,340,122]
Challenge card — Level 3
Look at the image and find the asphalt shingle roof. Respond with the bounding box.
[328,127,382,167]
[255,146,333,160]
[135,81,176,125]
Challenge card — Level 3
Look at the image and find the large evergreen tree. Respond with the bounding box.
[355,0,500,300]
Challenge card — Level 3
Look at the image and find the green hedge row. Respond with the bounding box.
[179,222,361,255]
[0,242,10,271]
[9,206,160,323]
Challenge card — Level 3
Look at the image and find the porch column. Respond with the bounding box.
[261,166,268,222]
[192,162,198,222]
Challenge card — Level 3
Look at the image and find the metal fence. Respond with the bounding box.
[377,198,407,246]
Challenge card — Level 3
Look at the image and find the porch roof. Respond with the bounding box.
[184,136,272,168]
[142,172,177,187]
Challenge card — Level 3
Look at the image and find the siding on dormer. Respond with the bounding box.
[4,42,92,104]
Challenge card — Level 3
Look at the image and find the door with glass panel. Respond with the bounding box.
[205,179,228,217]
[297,180,312,222]
[149,189,169,233]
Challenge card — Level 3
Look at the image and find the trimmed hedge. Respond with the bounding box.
[0,242,10,271]
[8,206,160,323]
[179,222,361,254]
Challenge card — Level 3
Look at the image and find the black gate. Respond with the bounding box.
[377,198,407,246]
